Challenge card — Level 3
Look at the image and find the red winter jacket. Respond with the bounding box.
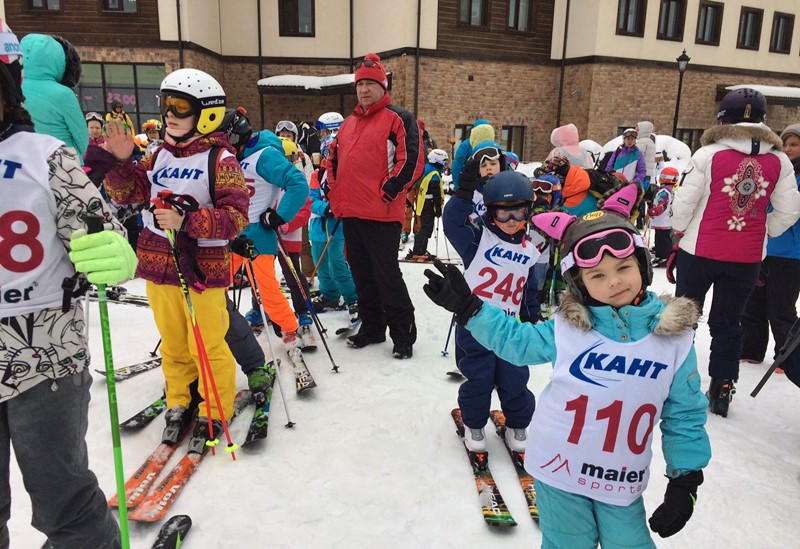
[328,93,424,222]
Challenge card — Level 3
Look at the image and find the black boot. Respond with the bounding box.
[707,378,736,418]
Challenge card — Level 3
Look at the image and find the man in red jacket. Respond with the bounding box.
[328,53,424,359]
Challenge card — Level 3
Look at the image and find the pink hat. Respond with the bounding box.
[355,53,389,90]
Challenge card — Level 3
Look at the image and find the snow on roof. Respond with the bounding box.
[257,73,355,90]
[726,84,800,99]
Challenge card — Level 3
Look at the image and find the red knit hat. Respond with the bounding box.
[355,53,388,90]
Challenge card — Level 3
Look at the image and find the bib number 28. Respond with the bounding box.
[0,211,44,273]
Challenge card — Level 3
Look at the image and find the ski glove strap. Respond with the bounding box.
[648,470,703,538]
[423,259,483,325]
[69,229,138,286]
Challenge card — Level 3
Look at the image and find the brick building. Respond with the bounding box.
[3,0,800,160]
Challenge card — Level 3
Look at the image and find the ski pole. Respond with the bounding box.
[275,232,340,373]
[149,338,161,358]
[243,257,295,427]
[83,291,90,338]
[441,313,455,357]
[84,216,130,549]
[309,218,341,287]
[441,217,453,261]
[434,217,439,257]
[547,245,560,317]
[751,317,800,397]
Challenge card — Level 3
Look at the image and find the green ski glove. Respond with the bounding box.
[69,229,138,285]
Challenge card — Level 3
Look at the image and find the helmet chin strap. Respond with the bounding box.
[166,128,199,144]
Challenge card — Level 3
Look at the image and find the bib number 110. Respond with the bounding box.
[565,395,656,455]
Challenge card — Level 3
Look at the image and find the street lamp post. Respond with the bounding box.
[672,50,691,138]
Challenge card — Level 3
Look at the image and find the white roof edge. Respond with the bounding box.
[257,73,355,90]
[726,84,800,99]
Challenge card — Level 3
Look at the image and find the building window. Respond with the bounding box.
[508,0,533,32]
[453,124,473,152]
[29,0,60,10]
[696,1,723,46]
[77,63,166,133]
[501,126,525,159]
[737,7,763,50]
[279,0,315,37]
[675,128,703,153]
[657,0,685,41]
[459,0,487,27]
[769,12,794,54]
[616,0,647,37]
[102,0,136,12]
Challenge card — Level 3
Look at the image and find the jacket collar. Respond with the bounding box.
[353,92,392,118]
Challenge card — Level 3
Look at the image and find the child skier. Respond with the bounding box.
[648,166,679,267]
[0,19,134,547]
[425,184,710,547]
[103,68,249,451]
[443,150,540,453]
[407,148,447,260]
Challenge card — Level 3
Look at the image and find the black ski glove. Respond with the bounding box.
[457,158,482,196]
[230,235,256,259]
[423,259,483,325]
[648,470,703,538]
[381,178,404,204]
[260,208,285,230]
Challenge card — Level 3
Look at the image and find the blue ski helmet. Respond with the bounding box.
[482,171,534,205]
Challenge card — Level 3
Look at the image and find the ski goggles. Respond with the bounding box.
[276,120,298,135]
[160,95,196,119]
[532,178,556,194]
[356,58,380,69]
[84,111,104,124]
[562,228,645,270]
[472,146,502,164]
[491,203,529,223]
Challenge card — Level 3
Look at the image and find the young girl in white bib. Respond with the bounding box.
[425,184,710,548]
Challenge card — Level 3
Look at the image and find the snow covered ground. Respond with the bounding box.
[8,227,800,548]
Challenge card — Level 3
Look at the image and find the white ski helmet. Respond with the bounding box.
[315,112,344,136]
[427,148,449,167]
[159,68,226,136]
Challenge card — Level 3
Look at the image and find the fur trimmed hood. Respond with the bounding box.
[557,290,700,336]
[700,123,782,151]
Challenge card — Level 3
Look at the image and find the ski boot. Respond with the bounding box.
[162,405,193,445]
[707,378,736,418]
[347,301,360,326]
[346,330,386,348]
[282,330,299,350]
[244,308,263,327]
[297,312,317,350]
[504,426,527,453]
[187,417,225,454]
[400,231,410,244]
[463,426,487,453]
[392,342,413,359]
[311,294,343,312]
[247,364,276,407]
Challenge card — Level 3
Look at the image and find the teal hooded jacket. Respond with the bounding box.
[239,130,309,255]
[20,34,88,159]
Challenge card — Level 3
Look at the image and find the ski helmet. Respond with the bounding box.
[717,88,767,124]
[160,68,226,137]
[85,111,105,125]
[220,107,253,158]
[111,100,123,111]
[482,170,534,205]
[505,151,520,170]
[471,141,507,171]
[276,120,298,140]
[142,118,163,132]
[658,167,680,185]
[280,136,299,159]
[427,148,448,167]
[315,112,344,136]
[0,19,24,110]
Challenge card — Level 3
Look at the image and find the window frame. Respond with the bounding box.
[278,0,316,38]
[695,0,724,46]
[458,0,489,28]
[656,0,686,41]
[101,0,138,13]
[674,128,704,153]
[769,11,794,55]
[453,124,473,152]
[28,0,61,11]
[501,125,526,160]
[507,0,534,33]
[736,6,763,51]
[616,0,648,38]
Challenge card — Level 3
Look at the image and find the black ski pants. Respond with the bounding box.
[342,218,416,345]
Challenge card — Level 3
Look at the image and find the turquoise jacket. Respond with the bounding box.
[466,290,711,478]
[239,130,309,255]
[20,34,88,159]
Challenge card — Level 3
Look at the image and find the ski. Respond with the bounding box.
[489,410,539,523]
[399,258,462,266]
[287,347,316,393]
[150,514,192,549]
[451,408,517,527]
[120,392,168,431]
[127,390,251,523]
[89,290,150,308]
[95,357,162,382]
[243,361,277,446]
[447,370,465,379]
[335,319,362,336]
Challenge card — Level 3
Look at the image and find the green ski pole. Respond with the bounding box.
[85,215,129,549]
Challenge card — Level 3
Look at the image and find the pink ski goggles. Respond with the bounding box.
[561,228,645,270]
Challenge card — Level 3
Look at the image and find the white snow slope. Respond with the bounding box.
[8,229,800,549]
